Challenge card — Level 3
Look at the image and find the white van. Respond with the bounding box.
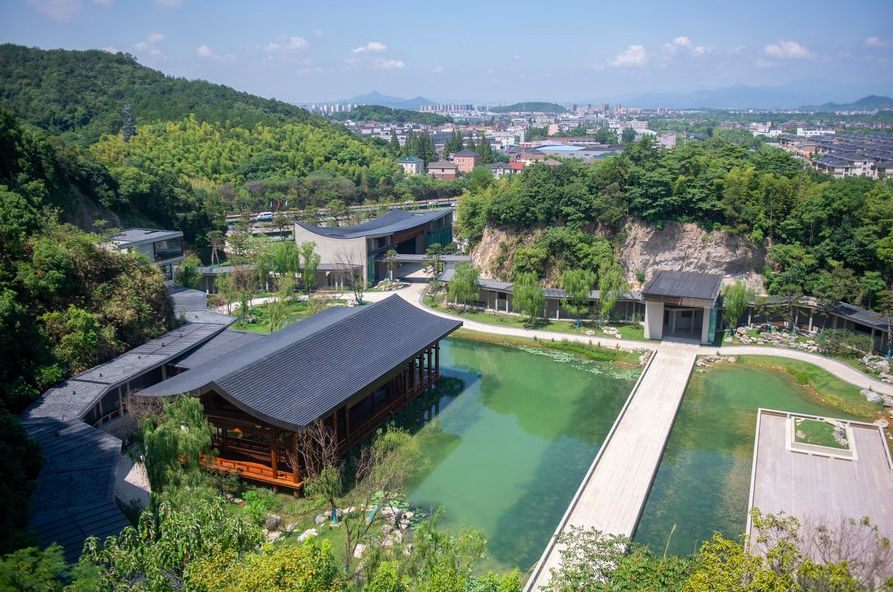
[255,211,274,222]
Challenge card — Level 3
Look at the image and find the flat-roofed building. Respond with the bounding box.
[112,228,184,282]
[642,270,722,344]
[294,208,453,285]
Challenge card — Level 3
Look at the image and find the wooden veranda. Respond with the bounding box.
[199,342,443,493]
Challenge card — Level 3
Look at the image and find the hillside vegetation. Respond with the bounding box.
[0,107,175,550]
[458,138,893,308]
[329,104,452,126]
[0,44,317,145]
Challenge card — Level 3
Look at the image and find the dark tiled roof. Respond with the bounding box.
[22,417,129,563]
[831,302,891,330]
[296,208,451,240]
[137,296,462,431]
[642,270,722,302]
[174,330,265,370]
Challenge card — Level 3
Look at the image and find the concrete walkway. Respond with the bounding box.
[390,282,893,394]
[524,341,699,591]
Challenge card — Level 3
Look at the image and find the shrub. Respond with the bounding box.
[817,328,873,359]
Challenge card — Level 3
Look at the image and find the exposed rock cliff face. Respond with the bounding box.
[620,220,765,291]
[471,220,766,290]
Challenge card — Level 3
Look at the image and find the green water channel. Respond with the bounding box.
[407,338,639,575]
[634,363,865,556]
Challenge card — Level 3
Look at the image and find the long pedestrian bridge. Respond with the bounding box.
[524,341,699,590]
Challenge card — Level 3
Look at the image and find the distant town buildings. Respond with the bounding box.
[781,133,893,179]
[452,149,479,173]
[427,160,459,180]
[397,156,425,176]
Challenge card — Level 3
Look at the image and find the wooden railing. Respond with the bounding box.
[201,455,302,492]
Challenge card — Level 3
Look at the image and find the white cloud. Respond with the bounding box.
[663,36,712,57]
[607,44,648,67]
[866,36,893,48]
[263,35,309,53]
[28,0,83,21]
[102,46,119,53]
[92,0,113,5]
[154,0,181,7]
[763,40,812,59]
[432,65,445,73]
[513,54,521,60]
[352,41,387,54]
[375,58,405,70]
[134,32,165,56]
[196,45,234,61]
[313,29,324,39]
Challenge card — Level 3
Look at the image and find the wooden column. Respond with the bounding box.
[417,353,425,393]
[291,433,300,492]
[270,425,279,492]
[332,410,339,445]
[426,347,433,381]
[435,343,440,378]
[345,405,351,447]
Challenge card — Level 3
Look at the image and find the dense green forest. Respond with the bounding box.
[330,105,452,126]
[458,138,893,308]
[0,106,175,550]
[0,44,317,146]
[490,102,566,113]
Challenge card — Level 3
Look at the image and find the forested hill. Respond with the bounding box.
[0,44,318,145]
[330,105,452,126]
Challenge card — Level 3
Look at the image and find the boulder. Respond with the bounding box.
[354,543,367,559]
[315,514,328,526]
[297,528,318,543]
[265,514,282,530]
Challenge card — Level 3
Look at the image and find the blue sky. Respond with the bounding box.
[2,0,893,104]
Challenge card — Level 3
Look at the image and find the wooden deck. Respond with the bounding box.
[202,456,303,492]
[747,410,893,547]
[526,342,699,591]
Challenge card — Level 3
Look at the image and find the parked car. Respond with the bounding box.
[255,211,273,222]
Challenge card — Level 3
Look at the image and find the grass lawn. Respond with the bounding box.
[793,418,849,450]
[424,297,647,342]
[230,299,316,334]
[737,355,882,419]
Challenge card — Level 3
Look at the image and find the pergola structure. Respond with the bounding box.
[137,296,461,492]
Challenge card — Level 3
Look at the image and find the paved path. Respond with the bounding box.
[712,345,893,396]
[524,341,700,591]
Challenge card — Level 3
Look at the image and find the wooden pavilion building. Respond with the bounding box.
[136,296,461,492]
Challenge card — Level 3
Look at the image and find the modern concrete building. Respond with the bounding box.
[112,228,184,282]
[642,270,722,344]
[293,208,454,285]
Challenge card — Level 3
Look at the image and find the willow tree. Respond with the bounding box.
[448,261,480,313]
[722,281,755,335]
[513,272,545,326]
[561,269,595,327]
[298,241,320,294]
[139,396,213,504]
[597,261,628,323]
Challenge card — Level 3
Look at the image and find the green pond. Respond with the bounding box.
[407,338,638,574]
[634,363,864,556]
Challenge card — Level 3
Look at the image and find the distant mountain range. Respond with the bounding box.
[800,95,893,112]
[595,81,893,110]
[345,91,435,110]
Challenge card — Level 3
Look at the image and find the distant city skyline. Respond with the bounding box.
[2,0,893,105]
